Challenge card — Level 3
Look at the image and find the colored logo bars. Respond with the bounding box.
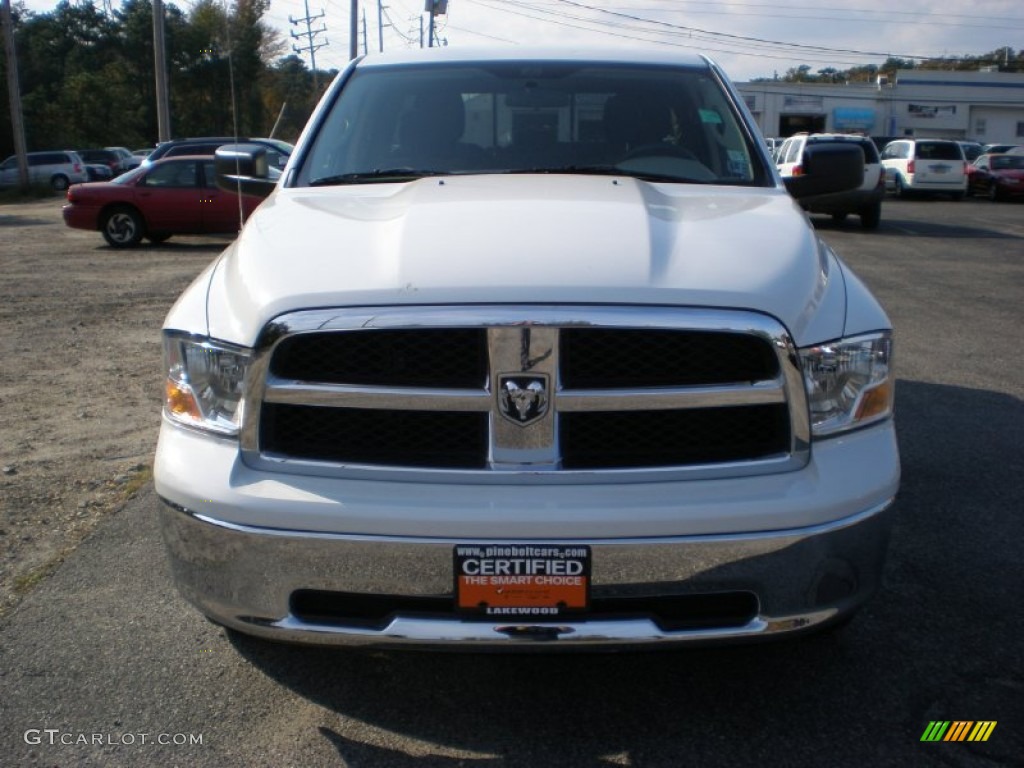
[920,721,997,742]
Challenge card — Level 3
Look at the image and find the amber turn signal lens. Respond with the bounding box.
[165,379,202,421]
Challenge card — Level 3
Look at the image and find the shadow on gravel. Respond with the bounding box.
[95,241,230,253]
[223,379,1022,766]
[0,214,53,227]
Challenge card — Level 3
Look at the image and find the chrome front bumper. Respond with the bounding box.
[158,497,894,649]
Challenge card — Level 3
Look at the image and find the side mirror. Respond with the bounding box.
[784,143,864,200]
[215,144,277,199]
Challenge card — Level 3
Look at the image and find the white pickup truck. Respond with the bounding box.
[155,48,899,648]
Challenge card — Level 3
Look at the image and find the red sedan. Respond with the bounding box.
[63,155,263,247]
[967,153,1024,201]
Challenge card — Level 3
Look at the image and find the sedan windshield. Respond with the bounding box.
[300,61,766,187]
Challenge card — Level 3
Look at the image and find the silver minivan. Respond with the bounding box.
[0,151,89,190]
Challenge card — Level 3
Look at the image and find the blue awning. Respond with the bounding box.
[833,107,876,131]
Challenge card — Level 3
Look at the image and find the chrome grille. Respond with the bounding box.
[241,306,810,482]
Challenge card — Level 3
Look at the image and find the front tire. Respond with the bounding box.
[860,202,881,230]
[101,207,144,247]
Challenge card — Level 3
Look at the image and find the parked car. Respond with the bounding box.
[957,141,984,163]
[0,150,89,190]
[77,149,123,177]
[105,146,143,172]
[981,143,1023,155]
[763,136,784,160]
[62,155,262,247]
[967,153,1024,200]
[84,163,114,182]
[145,136,293,171]
[154,47,898,650]
[776,133,884,229]
[880,138,967,199]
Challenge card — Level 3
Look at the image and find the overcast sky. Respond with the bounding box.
[18,0,1024,82]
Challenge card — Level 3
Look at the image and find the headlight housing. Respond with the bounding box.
[800,332,894,437]
[163,333,251,436]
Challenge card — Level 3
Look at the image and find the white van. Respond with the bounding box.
[880,139,967,199]
[0,151,89,190]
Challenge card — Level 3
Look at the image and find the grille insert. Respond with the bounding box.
[261,405,489,469]
[271,329,487,388]
[561,405,790,469]
[561,328,779,388]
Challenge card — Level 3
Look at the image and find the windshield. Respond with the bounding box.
[299,61,766,187]
[991,155,1024,170]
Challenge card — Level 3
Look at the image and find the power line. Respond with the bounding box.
[290,0,329,91]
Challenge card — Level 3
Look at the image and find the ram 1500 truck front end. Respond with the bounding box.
[154,48,898,648]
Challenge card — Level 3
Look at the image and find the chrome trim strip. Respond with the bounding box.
[240,305,811,483]
[262,378,786,413]
[181,496,892,543]
[263,380,492,411]
[557,380,786,412]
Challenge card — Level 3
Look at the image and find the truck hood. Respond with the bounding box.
[200,175,846,346]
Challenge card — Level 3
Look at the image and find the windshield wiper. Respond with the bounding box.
[309,168,446,186]
[504,165,709,184]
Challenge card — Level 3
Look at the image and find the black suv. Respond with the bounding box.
[777,133,885,229]
[146,137,293,170]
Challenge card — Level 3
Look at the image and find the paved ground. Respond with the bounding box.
[1,195,1021,766]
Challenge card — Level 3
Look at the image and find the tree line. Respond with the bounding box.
[3,2,1020,157]
[756,50,1024,84]
[1,0,331,158]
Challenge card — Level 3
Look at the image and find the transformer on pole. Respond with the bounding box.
[424,0,447,48]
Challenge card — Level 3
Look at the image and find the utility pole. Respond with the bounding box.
[377,0,386,53]
[349,0,358,60]
[153,0,172,141]
[424,0,447,48]
[290,0,328,93]
[1,0,28,189]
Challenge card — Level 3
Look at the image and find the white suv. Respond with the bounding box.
[880,139,967,199]
[776,133,885,229]
[0,151,89,190]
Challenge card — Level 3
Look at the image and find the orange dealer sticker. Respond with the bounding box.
[454,544,591,617]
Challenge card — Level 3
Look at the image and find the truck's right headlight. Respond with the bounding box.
[800,331,894,437]
[163,333,252,436]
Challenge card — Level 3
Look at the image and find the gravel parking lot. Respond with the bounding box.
[0,198,227,614]
[1,193,1021,766]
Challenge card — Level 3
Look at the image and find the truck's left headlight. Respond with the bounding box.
[800,331,894,437]
[163,333,252,436]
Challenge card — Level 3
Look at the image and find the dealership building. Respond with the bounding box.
[737,69,1024,144]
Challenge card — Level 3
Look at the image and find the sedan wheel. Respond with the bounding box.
[989,184,1002,202]
[102,207,144,247]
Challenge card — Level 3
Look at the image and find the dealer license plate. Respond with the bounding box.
[454,544,591,618]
